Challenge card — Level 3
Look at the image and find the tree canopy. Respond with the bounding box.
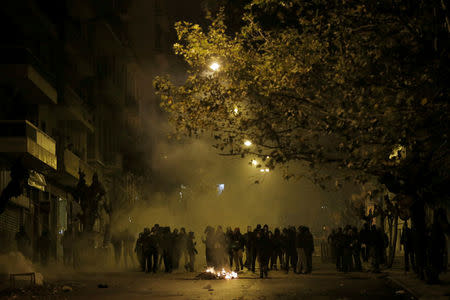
[154,0,449,201]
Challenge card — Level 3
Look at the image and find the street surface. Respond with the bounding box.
[1,262,415,300]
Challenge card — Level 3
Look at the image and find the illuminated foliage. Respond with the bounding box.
[155,0,449,198]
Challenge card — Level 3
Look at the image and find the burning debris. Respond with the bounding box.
[196,267,238,280]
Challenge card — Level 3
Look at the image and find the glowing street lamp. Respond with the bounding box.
[209,62,220,71]
[233,106,239,114]
[244,140,252,147]
[252,159,258,166]
[265,168,270,172]
[260,169,265,173]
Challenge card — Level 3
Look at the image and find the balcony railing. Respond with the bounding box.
[62,149,94,185]
[0,120,57,170]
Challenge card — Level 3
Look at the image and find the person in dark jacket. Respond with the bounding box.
[270,228,283,270]
[171,228,181,269]
[231,227,244,272]
[342,226,353,272]
[400,222,415,272]
[202,226,215,267]
[351,226,362,271]
[304,226,314,273]
[243,226,253,270]
[359,223,371,262]
[335,227,344,271]
[251,224,262,272]
[369,225,383,273]
[185,231,197,272]
[285,226,297,273]
[296,226,307,274]
[160,227,173,272]
[256,226,270,278]
[143,228,159,273]
[135,232,145,271]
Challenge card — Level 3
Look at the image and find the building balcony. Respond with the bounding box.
[58,148,94,186]
[0,120,57,171]
[57,86,94,132]
[0,47,57,104]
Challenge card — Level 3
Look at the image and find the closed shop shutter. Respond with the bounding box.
[0,206,21,233]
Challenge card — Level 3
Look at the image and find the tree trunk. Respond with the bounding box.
[387,214,398,268]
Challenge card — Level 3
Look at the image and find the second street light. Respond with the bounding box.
[209,62,220,71]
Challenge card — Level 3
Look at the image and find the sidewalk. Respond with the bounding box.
[384,262,450,300]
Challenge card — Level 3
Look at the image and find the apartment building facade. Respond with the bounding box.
[0,0,148,264]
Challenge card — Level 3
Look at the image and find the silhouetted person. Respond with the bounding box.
[335,227,344,271]
[172,228,181,269]
[359,223,370,262]
[179,228,189,268]
[214,226,226,267]
[256,226,270,278]
[400,222,415,272]
[160,227,173,272]
[351,226,362,271]
[270,228,283,270]
[285,226,297,273]
[185,231,197,272]
[296,226,307,274]
[252,224,262,272]
[135,232,145,271]
[231,227,244,272]
[143,228,159,273]
[243,226,254,270]
[304,226,314,273]
[369,225,383,273]
[203,226,215,267]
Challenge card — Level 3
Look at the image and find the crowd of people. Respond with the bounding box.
[328,224,388,273]
[134,225,197,273]
[133,224,315,278]
[203,224,315,278]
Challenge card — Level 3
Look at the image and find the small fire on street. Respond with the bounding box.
[205,267,238,280]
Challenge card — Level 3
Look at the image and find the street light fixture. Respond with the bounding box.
[209,62,220,71]
[244,140,252,147]
[252,159,258,166]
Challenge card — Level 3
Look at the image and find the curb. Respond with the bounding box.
[386,275,420,299]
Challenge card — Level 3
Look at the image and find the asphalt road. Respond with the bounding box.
[7,263,414,300]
